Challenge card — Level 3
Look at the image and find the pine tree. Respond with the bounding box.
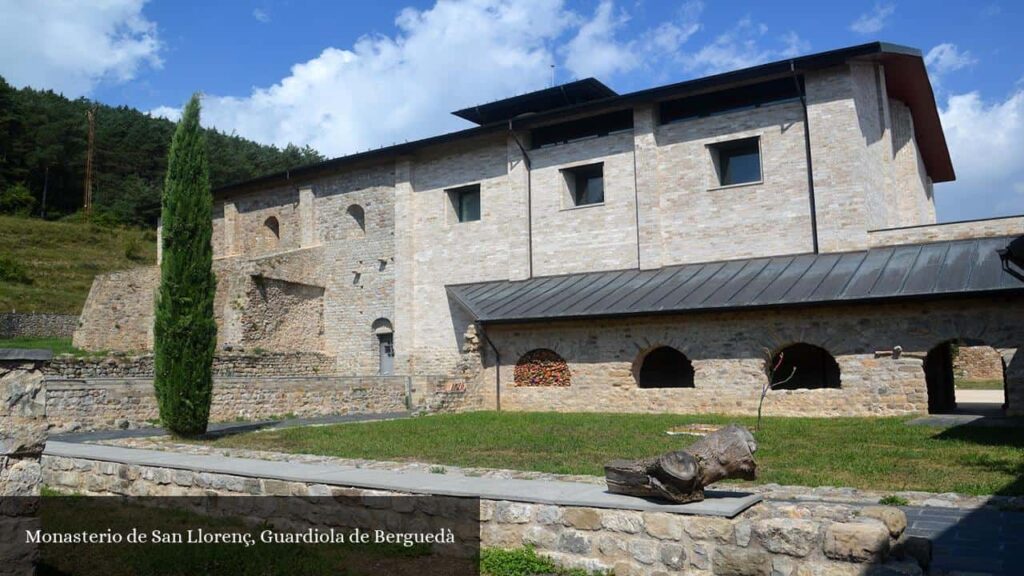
[153,94,217,437]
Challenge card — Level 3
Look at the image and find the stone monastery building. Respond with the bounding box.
[76,42,1024,417]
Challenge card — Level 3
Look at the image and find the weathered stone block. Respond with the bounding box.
[643,512,682,540]
[824,521,890,562]
[753,517,819,557]
[602,510,644,534]
[563,508,602,530]
[685,516,735,543]
[659,542,686,569]
[712,546,772,576]
[495,501,532,524]
[860,506,906,539]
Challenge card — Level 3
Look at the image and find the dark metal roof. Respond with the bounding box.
[451,78,618,125]
[448,235,1024,324]
[214,41,953,196]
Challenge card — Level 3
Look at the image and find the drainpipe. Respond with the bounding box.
[791,61,819,254]
[477,323,502,412]
[509,120,534,279]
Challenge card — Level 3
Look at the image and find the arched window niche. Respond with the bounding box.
[636,346,695,388]
[514,349,571,387]
[770,343,841,390]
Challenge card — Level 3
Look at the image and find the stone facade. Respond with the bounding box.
[72,50,1022,418]
[42,454,927,576]
[868,215,1024,247]
[954,345,1005,383]
[46,351,336,379]
[1,356,48,576]
[474,297,1023,416]
[44,375,409,432]
[0,313,78,339]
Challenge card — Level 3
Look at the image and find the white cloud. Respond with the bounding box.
[561,0,702,79]
[183,0,574,157]
[925,43,977,76]
[253,8,271,23]
[683,18,808,75]
[148,105,181,122]
[849,3,895,35]
[935,90,1024,218]
[561,0,638,78]
[0,0,161,97]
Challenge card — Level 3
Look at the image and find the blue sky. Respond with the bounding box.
[1,0,1022,221]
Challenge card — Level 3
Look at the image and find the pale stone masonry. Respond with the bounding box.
[75,43,1023,417]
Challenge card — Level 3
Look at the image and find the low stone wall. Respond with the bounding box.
[44,376,409,432]
[42,454,927,576]
[868,215,1023,247]
[45,351,336,379]
[1,354,49,575]
[0,312,78,339]
[954,345,1005,382]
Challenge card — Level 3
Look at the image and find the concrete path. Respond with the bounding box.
[43,440,761,518]
[956,389,1005,404]
[903,505,1024,576]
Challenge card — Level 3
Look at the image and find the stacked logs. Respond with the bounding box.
[513,349,571,387]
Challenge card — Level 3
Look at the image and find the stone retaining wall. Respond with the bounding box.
[44,376,409,432]
[42,454,928,576]
[0,312,78,339]
[1,355,48,575]
[45,351,336,379]
[954,345,1005,382]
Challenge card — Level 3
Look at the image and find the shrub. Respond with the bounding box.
[879,495,909,506]
[0,183,36,215]
[0,256,32,284]
[481,546,606,576]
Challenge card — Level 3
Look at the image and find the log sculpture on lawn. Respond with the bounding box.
[604,424,757,504]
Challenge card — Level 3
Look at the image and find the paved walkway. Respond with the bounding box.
[903,505,1024,576]
[43,440,761,518]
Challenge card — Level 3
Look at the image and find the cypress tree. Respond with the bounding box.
[153,94,217,437]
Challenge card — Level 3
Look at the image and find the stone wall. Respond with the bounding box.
[73,266,157,352]
[42,454,927,576]
[954,345,1005,382]
[869,216,1023,247]
[44,375,409,432]
[1,355,48,575]
[46,351,336,379]
[0,313,78,339]
[474,297,1024,417]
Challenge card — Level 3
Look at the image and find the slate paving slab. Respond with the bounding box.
[902,505,1024,575]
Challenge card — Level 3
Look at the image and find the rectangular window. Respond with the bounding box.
[562,163,604,207]
[710,137,761,187]
[448,184,481,222]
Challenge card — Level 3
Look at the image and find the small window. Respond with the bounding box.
[563,163,604,207]
[448,184,481,223]
[710,138,761,187]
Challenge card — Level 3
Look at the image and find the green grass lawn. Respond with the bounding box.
[0,336,87,356]
[0,214,155,314]
[956,379,1005,390]
[201,411,1024,497]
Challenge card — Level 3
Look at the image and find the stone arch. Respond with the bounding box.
[924,338,1008,415]
[371,317,393,335]
[514,348,570,387]
[634,346,695,388]
[347,204,366,236]
[771,343,841,390]
[261,216,280,250]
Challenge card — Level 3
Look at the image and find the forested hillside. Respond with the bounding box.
[0,76,324,226]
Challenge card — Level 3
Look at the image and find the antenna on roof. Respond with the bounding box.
[550,64,556,87]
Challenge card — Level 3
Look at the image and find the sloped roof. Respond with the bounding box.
[451,78,617,125]
[447,236,1024,324]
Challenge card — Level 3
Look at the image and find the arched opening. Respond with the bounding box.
[372,318,394,375]
[514,349,570,387]
[347,205,365,235]
[636,346,694,388]
[261,216,280,250]
[771,343,840,390]
[924,340,1007,415]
